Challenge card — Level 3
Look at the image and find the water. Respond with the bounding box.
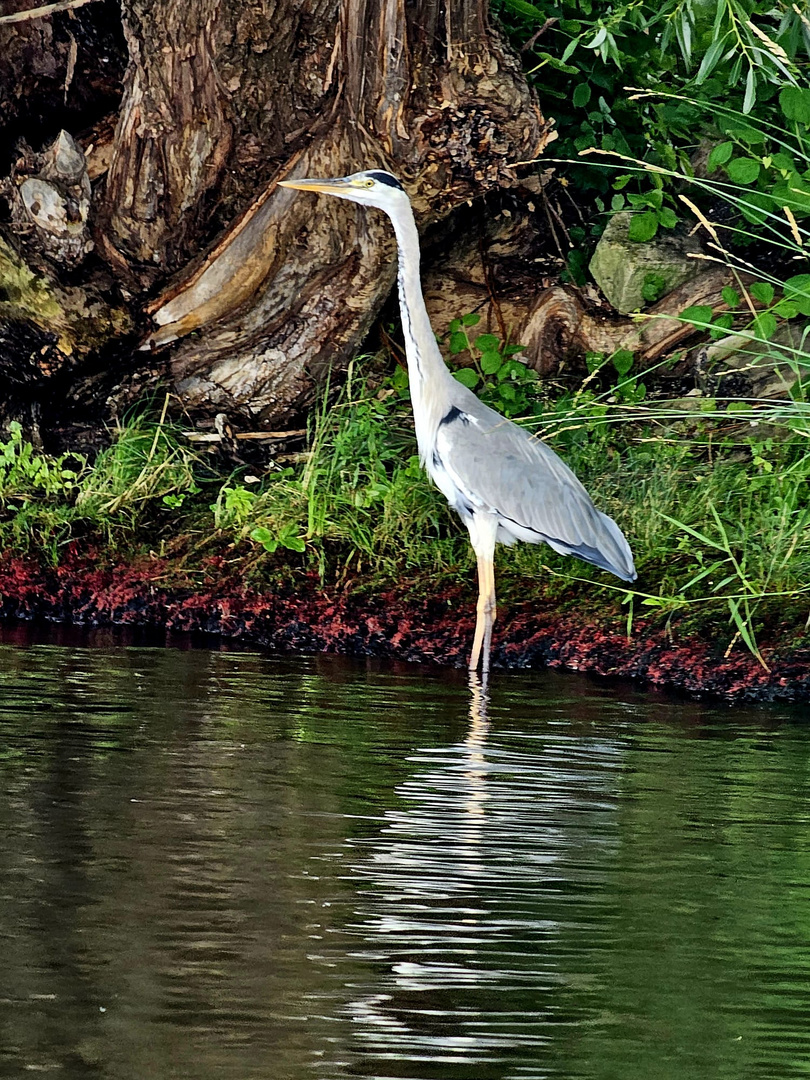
[0,627,808,1080]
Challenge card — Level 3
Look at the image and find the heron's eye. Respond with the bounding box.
[363,179,375,188]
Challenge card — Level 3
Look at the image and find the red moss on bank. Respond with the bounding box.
[0,547,808,703]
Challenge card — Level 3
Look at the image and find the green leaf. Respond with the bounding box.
[695,37,726,85]
[561,37,579,63]
[611,193,625,211]
[771,152,795,172]
[773,172,810,218]
[783,274,810,315]
[611,348,634,376]
[738,191,772,226]
[448,331,468,355]
[708,313,734,339]
[779,86,810,125]
[250,526,278,554]
[627,210,659,243]
[726,157,760,185]
[480,350,503,374]
[474,333,500,352]
[498,383,516,401]
[721,286,740,308]
[743,65,756,115]
[501,0,546,17]
[749,282,775,305]
[725,123,765,146]
[572,82,591,108]
[707,141,733,172]
[773,299,799,319]
[461,312,481,327]
[453,368,479,389]
[657,206,677,229]
[753,312,777,340]
[641,272,666,303]
[727,597,766,669]
[679,305,713,328]
[531,50,578,75]
[279,532,306,553]
[449,318,461,333]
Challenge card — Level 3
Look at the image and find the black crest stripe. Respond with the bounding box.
[368,170,403,190]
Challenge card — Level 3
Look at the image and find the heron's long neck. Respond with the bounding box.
[389,207,452,395]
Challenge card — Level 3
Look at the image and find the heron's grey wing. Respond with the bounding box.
[434,390,636,581]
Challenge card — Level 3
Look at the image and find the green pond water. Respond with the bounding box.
[0,626,809,1079]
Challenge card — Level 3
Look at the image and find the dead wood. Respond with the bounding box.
[101,0,551,425]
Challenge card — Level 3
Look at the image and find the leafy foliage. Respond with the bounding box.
[493,0,810,242]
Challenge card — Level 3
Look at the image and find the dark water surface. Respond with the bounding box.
[0,626,809,1080]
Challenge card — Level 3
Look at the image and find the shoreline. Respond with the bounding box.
[1,549,808,704]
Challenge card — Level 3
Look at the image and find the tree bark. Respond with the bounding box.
[102,0,550,425]
[0,0,550,431]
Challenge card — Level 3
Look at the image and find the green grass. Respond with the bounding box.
[1,368,808,667]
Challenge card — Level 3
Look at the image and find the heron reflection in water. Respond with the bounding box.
[280,170,637,677]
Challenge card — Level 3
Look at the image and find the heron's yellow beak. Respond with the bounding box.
[278,177,351,195]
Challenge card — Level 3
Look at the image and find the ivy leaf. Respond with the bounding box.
[279,530,306,553]
[749,282,775,305]
[783,274,810,315]
[779,86,810,125]
[721,286,740,308]
[448,331,469,355]
[611,348,634,376]
[573,82,591,108]
[453,368,479,389]
[709,313,734,340]
[250,526,278,554]
[773,299,799,319]
[474,333,500,352]
[480,350,503,375]
[726,157,760,184]
[679,305,713,328]
[627,210,659,242]
[707,141,733,172]
[753,312,777,340]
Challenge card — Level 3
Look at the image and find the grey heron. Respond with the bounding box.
[279,170,637,675]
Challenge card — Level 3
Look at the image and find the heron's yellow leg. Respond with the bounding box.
[469,551,497,674]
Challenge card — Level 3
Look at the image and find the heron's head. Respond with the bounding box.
[279,169,409,212]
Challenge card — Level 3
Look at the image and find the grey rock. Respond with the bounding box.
[589,212,702,314]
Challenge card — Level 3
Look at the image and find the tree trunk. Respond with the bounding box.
[104,0,550,425]
[0,0,549,432]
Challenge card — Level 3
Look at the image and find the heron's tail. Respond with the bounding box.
[545,510,637,582]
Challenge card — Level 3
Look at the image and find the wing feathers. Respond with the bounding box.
[435,396,636,582]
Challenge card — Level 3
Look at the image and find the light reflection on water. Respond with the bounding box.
[0,627,808,1079]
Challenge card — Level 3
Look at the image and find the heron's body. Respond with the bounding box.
[280,169,636,674]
